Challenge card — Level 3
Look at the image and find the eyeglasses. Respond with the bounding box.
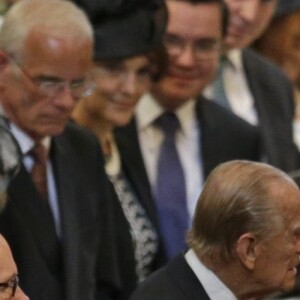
[9,56,95,99]
[164,34,221,60]
[0,275,19,298]
[92,62,153,86]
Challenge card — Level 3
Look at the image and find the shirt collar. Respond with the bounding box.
[10,122,50,155]
[226,49,243,71]
[0,103,51,155]
[185,249,237,300]
[136,93,164,130]
[136,93,197,137]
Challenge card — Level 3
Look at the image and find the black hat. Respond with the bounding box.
[73,0,167,60]
[275,0,300,18]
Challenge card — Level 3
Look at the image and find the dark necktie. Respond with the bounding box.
[29,143,63,277]
[154,112,189,259]
[212,56,231,110]
[29,143,48,200]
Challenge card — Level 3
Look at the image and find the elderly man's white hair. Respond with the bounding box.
[0,0,93,62]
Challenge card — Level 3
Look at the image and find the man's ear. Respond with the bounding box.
[0,51,11,89]
[235,232,258,270]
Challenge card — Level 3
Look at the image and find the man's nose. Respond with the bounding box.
[240,0,260,24]
[120,72,138,95]
[54,87,77,110]
[14,286,29,300]
[175,44,197,67]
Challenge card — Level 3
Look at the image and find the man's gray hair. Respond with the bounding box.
[188,160,298,262]
[0,0,93,62]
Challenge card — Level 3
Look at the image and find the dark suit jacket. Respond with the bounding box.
[116,95,260,196]
[0,121,115,300]
[242,48,300,172]
[130,254,211,300]
[115,97,260,263]
[108,170,166,300]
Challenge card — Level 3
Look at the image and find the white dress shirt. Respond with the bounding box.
[136,93,203,221]
[205,49,258,126]
[185,249,237,300]
[10,123,61,237]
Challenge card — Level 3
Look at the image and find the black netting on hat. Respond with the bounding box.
[73,0,167,59]
[73,0,163,20]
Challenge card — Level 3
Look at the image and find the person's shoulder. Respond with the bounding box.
[130,263,170,300]
[242,47,294,116]
[130,255,193,300]
[54,120,103,158]
[59,120,99,145]
[197,96,257,133]
[242,48,290,82]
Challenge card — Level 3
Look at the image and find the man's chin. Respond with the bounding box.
[223,36,250,50]
[280,276,297,294]
[40,124,66,138]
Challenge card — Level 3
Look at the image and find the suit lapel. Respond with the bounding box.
[241,49,299,171]
[114,119,159,228]
[196,98,227,178]
[51,136,81,299]
[242,49,279,164]
[166,255,211,299]
[8,165,60,273]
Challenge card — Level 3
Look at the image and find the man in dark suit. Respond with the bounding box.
[0,1,115,299]
[116,0,260,261]
[131,161,300,300]
[206,0,300,172]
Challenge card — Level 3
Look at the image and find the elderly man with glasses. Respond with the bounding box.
[0,1,116,300]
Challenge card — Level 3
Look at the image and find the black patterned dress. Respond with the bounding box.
[105,140,159,290]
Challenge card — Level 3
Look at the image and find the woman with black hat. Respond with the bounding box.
[72,0,167,298]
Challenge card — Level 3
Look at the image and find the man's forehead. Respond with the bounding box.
[166,1,222,35]
[23,29,91,52]
[20,30,92,74]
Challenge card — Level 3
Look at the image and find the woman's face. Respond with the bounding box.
[88,55,152,127]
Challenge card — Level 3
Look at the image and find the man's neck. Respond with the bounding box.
[198,252,264,300]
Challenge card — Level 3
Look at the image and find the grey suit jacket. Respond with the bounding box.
[130,254,211,300]
[242,48,299,172]
[0,121,115,300]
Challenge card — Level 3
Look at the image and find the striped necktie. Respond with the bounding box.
[29,143,48,200]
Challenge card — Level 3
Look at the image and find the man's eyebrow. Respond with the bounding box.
[34,75,86,83]
[34,75,63,82]
[0,273,17,283]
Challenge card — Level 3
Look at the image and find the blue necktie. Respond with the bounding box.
[154,112,189,259]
